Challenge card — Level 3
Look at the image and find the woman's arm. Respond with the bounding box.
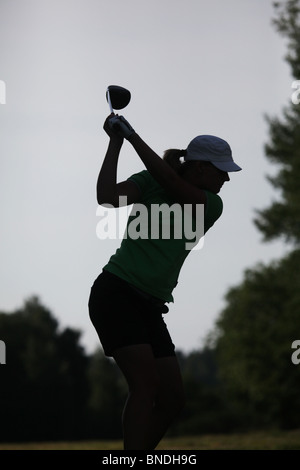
[127,132,206,206]
[96,138,122,205]
[96,117,141,207]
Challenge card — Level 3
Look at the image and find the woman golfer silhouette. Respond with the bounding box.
[88,114,241,450]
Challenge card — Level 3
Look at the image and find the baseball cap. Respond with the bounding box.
[184,135,242,172]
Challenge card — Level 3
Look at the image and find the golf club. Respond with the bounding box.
[106,85,131,113]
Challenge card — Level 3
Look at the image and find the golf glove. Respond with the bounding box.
[109,115,135,140]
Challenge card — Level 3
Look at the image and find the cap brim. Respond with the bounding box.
[212,161,242,172]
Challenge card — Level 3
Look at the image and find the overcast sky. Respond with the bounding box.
[0,0,293,355]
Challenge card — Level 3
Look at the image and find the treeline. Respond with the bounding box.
[1,268,300,444]
[0,296,227,442]
[0,296,231,442]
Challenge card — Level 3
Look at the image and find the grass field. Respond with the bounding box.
[1,430,300,450]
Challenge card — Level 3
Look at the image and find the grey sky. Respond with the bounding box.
[0,0,292,354]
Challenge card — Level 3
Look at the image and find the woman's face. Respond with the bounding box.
[184,161,230,194]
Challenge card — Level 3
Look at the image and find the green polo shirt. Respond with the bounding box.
[103,170,223,302]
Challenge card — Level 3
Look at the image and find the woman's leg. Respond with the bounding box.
[113,345,185,450]
[113,344,159,450]
[146,355,185,449]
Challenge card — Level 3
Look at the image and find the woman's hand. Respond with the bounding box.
[107,115,135,140]
[103,114,124,145]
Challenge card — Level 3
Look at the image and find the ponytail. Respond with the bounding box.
[163,148,187,175]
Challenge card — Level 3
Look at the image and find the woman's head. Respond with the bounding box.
[163,135,241,194]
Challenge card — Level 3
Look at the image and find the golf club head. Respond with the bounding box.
[106,85,131,113]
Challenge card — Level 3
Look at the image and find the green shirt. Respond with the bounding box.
[103,170,223,302]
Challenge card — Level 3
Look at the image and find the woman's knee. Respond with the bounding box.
[129,371,160,398]
[156,385,185,420]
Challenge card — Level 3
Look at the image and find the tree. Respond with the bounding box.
[212,0,300,430]
[172,350,239,435]
[254,0,300,244]
[0,296,89,441]
[86,349,126,439]
[214,251,300,429]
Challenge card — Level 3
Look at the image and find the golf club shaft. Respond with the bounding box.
[107,89,114,113]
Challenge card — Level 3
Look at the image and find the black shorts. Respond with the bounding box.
[88,270,175,358]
